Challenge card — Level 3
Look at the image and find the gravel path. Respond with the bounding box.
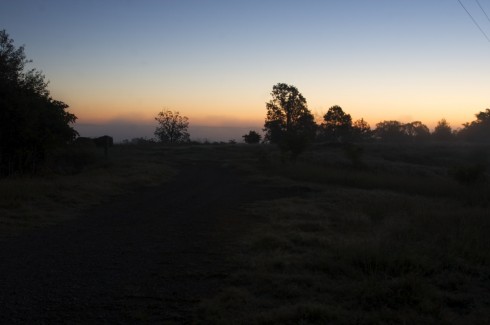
[0,161,275,324]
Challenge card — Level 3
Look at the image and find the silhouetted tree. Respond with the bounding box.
[374,120,430,142]
[321,105,352,141]
[264,83,316,159]
[243,130,261,144]
[352,118,372,141]
[432,119,453,141]
[154,110,190,144]
[458,108,490,142]
[0,30,78,176]
[374,120,406,142]
[404,121,430,142]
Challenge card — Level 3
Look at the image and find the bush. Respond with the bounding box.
[243,131,261,144]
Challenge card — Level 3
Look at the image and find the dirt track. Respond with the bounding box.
[0,161,277,323]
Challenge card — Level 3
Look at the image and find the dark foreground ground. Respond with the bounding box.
[0,160,280,323]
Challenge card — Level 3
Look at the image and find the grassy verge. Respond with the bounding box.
[0,144,174,239]
[2,142,489,322]
[198,143,490,324]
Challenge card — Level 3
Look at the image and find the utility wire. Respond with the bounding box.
[475,0,490,23]
[457,0,490,42]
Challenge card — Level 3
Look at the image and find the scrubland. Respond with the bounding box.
[198,142,490,324]
[1,141,489,323]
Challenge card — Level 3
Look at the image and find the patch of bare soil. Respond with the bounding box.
[0,161,285,323]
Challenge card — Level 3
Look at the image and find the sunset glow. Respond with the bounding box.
[2,1,489,140]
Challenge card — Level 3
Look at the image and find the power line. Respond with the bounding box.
[457,0,490,42]
[475,0,490,23]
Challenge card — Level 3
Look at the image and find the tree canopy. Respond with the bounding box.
[374,120,430,142]
[154,110,190,144]
[321,105,352,141]
[459,109,490,142]
[374,120,405,142]
[0,30,78,176]
[433,119,453,141]
[404,121,430,141]
[264,83,316,159]
[242,130,261,144]
[352,118,372,141]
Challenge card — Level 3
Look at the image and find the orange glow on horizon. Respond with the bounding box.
[61,83,484,132]
[71,99,480,132]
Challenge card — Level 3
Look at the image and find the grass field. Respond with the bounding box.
[1,141,489,323]
[197,142,490,324]
[0,144,174,239]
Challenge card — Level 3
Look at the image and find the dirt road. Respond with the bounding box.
[0,161,276,323]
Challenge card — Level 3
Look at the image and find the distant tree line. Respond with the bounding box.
[3,23,489,175]
[0,30,78,176]
[261,82,490,158]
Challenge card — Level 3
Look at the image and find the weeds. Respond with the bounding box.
[0,145,174,238]
[2,141,489,323]
[198,143,490,324]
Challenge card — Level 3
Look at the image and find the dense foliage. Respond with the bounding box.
[351,118,372,141]
[321,105,352,141]
[373,120,430,142]
[432,119,453,141]
[264,83,316,159]
[459,109,490,142]
[262,82,489,145]
[242,130,261,144]
[0,30,78,176]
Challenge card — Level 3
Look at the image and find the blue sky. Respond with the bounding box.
[2,0,489,140]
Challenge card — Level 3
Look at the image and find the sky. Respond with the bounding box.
[1,0,489,141]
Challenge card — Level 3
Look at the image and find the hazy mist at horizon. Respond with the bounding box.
[75,121,263,143]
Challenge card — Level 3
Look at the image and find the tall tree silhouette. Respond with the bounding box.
[264,83,316,159]
[0,30,77,175]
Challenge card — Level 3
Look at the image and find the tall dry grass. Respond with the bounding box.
[198,142,490,324]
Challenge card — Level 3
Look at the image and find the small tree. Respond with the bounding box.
[243,130,261,144]
[352,118,372,141]
[321,105,352,141]
[264,83,316,159]
[154,110,190,144]
[432,119,453,141]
